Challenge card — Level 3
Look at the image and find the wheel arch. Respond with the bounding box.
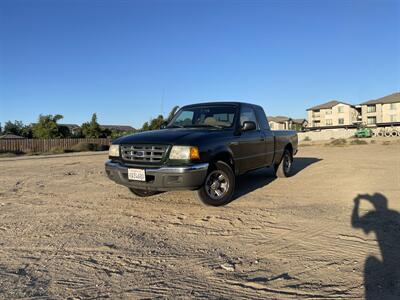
[211,150,235,174]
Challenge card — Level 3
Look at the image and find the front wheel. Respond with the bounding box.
[274,149,293,178]
[129,188,159,197]
[196,161,235,206]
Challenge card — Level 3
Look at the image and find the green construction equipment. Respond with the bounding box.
[355,125,372,138]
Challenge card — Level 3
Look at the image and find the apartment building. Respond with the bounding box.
[359,92,400,126]
[307,100,359,128]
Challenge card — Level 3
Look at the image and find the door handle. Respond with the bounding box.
[230,141,239,145]
[260,138,265,142]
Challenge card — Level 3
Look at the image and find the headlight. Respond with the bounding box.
[109,144,120,157]
[169,146,200,160]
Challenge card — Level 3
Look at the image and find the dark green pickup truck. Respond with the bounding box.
[105,102,298,206]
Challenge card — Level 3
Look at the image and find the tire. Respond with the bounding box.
[391,130,398,137]
[275,149,293,178]
[129,188,159,197]
[196,161,235,206]
[385,131,391,137]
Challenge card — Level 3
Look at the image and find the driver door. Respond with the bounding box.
[231,105,266,173]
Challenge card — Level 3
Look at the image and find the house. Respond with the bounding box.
[307,100,360,128]
[292,119,308,131]
[58,124,81,135]
[359,92,400,126]
[100,125,135,132]
[268,116,292,130]
[268,116,308,131]
[0,133,24,139]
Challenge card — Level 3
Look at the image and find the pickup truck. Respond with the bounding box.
[105,102,298,206]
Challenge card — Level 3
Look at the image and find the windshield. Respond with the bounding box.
[169,106,236,128]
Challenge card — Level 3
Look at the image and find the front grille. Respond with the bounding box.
[121,144,168,163]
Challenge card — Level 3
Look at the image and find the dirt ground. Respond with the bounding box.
[0,143,399,299]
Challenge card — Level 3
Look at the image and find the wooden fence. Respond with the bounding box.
[0,138,111,153]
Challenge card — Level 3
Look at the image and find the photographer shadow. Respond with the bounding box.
[352,193,400,300]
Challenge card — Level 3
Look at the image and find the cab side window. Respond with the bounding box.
[255,106,270,130]
[240,106,258,129]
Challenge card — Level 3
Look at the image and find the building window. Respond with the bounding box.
[338,118,344,125]
[326,119,333,125]
[367,105,376,113]
[390,103,397,110]
[338,106,344,113]
[325,110,332,115]
[313,121,320,127]
[269,123,274,129]
[390,115,397,122]
[312,110,320,118]
[367,116,377,125]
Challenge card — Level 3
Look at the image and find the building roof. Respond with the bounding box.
[306,100,354,111]
[360,92,400,105]
[59,123,80,129]
[268,116,291,123]
[0,133,24,139]
[100,125,135,131]
[292,118,307,124]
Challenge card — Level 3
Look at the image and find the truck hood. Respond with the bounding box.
[114,128,232,145]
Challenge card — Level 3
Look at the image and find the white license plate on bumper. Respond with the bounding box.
[128,168,146,181]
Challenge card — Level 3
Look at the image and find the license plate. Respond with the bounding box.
[128,168,146,181]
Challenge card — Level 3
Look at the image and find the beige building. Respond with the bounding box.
[359,92,400,126]
[268,116,307,131]
[307,100,360,128]
[268,116,292,130]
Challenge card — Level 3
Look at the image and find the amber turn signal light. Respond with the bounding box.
[190,147,200,160]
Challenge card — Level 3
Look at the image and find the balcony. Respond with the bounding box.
[312,112,320,118]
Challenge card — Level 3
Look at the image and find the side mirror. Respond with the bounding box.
[242,121,256,131]
[160,122,168,129]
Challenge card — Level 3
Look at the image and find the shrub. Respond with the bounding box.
[326,138,347,146]
[350,139,368,145]
[49,147,66,154]
[69,142,109,152]
[0,149,25,156]
[303,136,311,142]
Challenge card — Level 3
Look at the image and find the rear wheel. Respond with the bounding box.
[275,149,293,178]
[196,161,235,206]
[129,188,159,197]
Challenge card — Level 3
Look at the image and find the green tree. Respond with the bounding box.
[142,121,150,131]
[81,113,102,138]
[32,114,64,138]
[167,106,179,122]
[141,106,179,131]
[4,120,26,136]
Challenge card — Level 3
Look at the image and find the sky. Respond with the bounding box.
[0,0,399,128]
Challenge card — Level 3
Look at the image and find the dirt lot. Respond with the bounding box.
[0,143,399,299]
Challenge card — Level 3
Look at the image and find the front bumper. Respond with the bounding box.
[105,160,209,191]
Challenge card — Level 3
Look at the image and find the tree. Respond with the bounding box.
[4,120,26,136]
[142,121,150,131]
[58,125,72,138]
[167,106,179,122]
[141,106,179,131]
[32,114,64,138]
[81,113,102,138]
